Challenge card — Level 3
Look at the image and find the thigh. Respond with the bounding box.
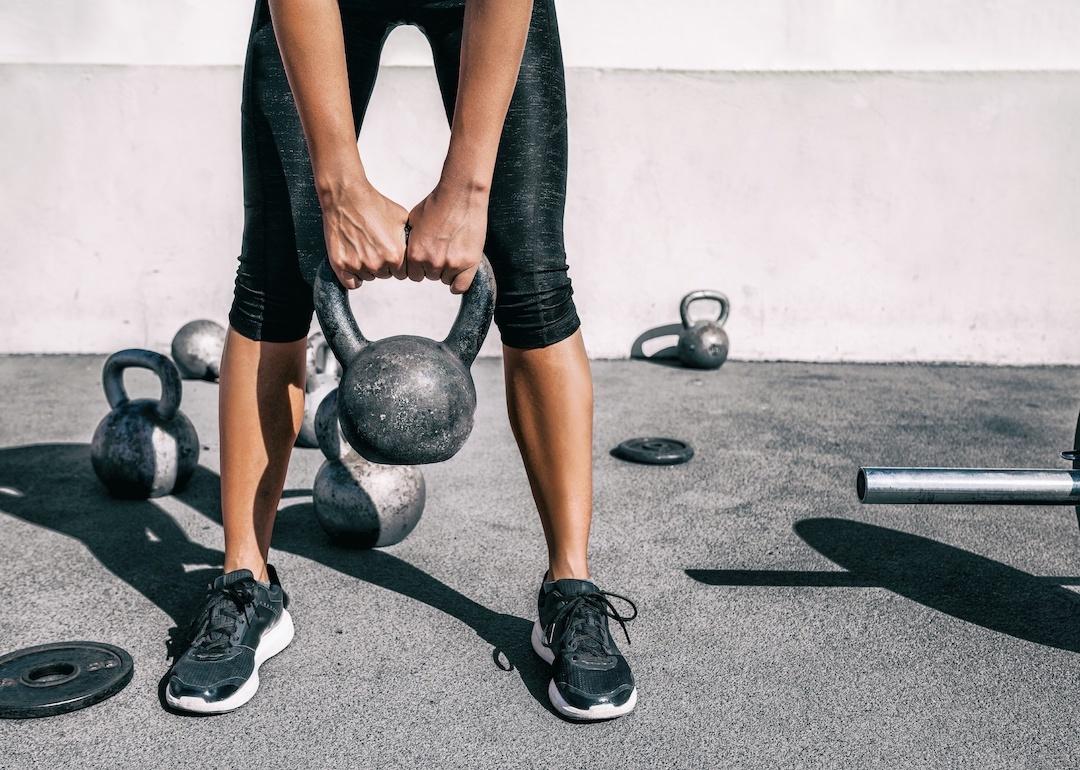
[418,0,571,299]
[241,0,394,286]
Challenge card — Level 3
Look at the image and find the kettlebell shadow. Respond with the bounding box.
[629,322,686,368]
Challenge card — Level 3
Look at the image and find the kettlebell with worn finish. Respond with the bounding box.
[91,349,200,498]
[676,290,731,370]
[313,258,496,465]
[312,388,427,547]
[171,320,226,381]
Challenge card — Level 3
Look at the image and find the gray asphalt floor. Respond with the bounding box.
[1,355,1079,768]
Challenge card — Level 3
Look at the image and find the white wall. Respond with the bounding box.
[2,2,1079,362]
[5,1,1080,71]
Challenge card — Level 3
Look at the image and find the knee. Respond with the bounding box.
[494,280,580,350]
[229,265,314,343]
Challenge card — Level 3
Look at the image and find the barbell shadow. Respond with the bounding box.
[687,517,1080,653]
[629,323,685,368]
[687,570,1080,587]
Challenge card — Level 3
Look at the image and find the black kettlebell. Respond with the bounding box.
[312,258,496,465]
[90,349,200,498]
[676,290,731,370]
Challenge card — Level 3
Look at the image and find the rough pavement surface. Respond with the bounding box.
[1,356,1079,768]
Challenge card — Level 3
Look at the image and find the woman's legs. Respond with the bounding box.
[220,2,394,582]
[503,333,593,580]
[218,331,307,582]
[420,0,589,577]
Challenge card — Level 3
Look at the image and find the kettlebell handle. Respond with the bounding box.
[313,257,496,368]
[102,349,184,422]
[443,258,496,367]
[680,290,730,330]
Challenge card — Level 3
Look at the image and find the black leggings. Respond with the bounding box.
[230,0,579,350]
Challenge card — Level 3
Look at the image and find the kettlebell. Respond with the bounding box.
[91,349,200,499]
[676,290,730,370]
[295,381,337,449]
[305,331,341,393]
[312,389,426,547]
[171,320,226,381]
[312,258,495,465]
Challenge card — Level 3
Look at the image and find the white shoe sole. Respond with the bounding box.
[166,609,295,714]
[530,619,638,721]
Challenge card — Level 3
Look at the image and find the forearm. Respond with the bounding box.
[267,0,365,193]
[442,0,534,192]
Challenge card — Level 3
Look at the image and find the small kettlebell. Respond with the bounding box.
[171,320,226,381]
[312,388,426,547]
[91,349,200,498]
[305,331,341,394]
[313,258,495,465]
[676,290,730,370]
[295,381,337,449]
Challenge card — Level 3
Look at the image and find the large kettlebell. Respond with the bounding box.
[171,320,226,381]
[91,349,200,498]
[676,290,730,370]
[313,258,495,465]
[312,389,426,547]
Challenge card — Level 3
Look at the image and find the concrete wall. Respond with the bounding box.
[2,2,1079,362]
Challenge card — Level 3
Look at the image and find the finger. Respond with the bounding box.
[392,226,410,279]
[406,254,427,282]
[423,261,443,282]
[449,264,479,295]
[332,264,359,290]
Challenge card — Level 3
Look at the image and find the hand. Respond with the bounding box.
[319,176,409,290]
[404,183,488,294]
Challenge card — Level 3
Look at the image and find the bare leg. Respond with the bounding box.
[503,330,593,581]
[218,327,307,582]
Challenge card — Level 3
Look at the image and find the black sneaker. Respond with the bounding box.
[165,566,294,714]
[530,578,638,720]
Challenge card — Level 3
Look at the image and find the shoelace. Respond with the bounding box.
[187,581,257,655]
[547,590,638,660]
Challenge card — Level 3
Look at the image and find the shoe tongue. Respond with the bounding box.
[213,569,255,591]
[550,578,599,597]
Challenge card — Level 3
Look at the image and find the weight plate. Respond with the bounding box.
[0,641,133,719]
[611,437,694,466]
[1074,408,1080,468]
[1074,408,1079,520]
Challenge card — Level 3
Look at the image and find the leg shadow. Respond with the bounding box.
[0,443,224,660]
[687,517,1080,653]
[272,501,557,715]
[0,444,555,714]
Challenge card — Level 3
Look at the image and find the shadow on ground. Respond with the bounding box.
[688,517,1080,653]
[629,323,685,368]
[0,443,553,714]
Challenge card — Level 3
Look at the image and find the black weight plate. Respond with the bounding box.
[1074,408,1079,520]
[0,641,133,719]
[611,437,694,466]
[1074,408,1080,467]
